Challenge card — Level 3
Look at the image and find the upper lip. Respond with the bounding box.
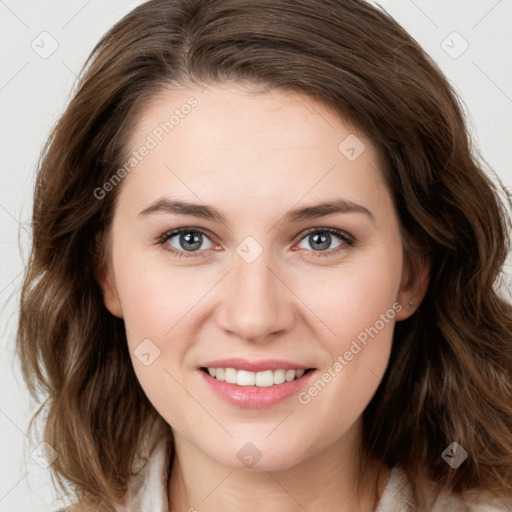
[199,358,314,372]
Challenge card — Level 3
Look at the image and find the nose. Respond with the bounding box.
[214,248,296,342]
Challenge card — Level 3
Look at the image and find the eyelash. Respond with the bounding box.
[157,227,356,259]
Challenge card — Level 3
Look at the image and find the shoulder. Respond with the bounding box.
[53,506,84,512]
[377,466,512,512]
[457,490,512,512]
[433,492,512,512]
[53,504,102,512]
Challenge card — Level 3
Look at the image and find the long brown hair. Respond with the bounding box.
[17,0,512,510]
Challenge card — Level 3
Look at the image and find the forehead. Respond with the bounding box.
[131,83,363,153]
[118,83,390,220]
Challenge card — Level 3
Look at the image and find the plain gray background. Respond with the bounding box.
[1,0,511,510]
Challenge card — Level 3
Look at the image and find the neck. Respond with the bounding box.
[168,422,389,512]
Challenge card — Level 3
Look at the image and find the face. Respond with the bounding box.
[100,83,427,471]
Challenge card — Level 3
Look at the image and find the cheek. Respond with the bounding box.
[110,246,219,409]
[113,250,205,347]
[292,248,402,415]
[112,253,203,425]
[293,248,403,351]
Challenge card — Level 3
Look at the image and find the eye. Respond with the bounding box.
[159,228,215,257]
[158,227,355,259]
[296,228,354,257]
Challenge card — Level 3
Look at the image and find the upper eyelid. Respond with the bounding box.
[160,226,217,244]
[300,226,352,240]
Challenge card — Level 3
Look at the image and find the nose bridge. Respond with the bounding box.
[216,239,294,340]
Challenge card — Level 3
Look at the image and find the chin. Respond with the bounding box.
[200,436,314,472]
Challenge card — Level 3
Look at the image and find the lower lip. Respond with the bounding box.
[199,369,316,408]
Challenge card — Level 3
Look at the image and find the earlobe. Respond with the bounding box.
[395,254,430,322]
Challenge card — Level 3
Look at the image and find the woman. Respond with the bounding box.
[17,0,512,511]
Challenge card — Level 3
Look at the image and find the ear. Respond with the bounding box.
[93,232,124,318]
[395,251,430,321]
[98,268,124,318]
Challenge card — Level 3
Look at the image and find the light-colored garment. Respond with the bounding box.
[373,461,512,512]
[116,434,512,512]
[113,436,511,512]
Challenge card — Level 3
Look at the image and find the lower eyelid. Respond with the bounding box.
[295,235,353,258]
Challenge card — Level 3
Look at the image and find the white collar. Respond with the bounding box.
[119,438,511,512]
[118,435,169,512]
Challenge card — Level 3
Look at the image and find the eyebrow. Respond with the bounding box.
[138,197,374,224]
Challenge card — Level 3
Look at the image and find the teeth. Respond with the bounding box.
[224,367,237,384]
[237,370,255,386]
[285,369,295,382]
[255,370,274,387]
[273,369,285,384]
[206,367,308,386]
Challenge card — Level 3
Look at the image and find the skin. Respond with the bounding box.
[99,83,429,512]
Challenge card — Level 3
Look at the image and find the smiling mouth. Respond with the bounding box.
[200,367,315,387]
